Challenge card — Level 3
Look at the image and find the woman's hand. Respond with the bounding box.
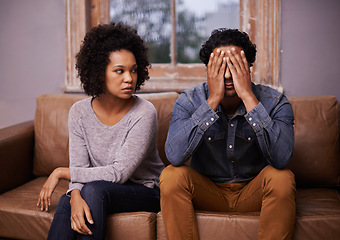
[70,190,94,235]
[37,168,61,211]
[37,167,71,211]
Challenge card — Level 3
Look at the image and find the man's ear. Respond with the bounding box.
[249,63,252,74]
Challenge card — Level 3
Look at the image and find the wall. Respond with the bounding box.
[0,0,65,128]
[0,0,339,129]
[281,0,340,101]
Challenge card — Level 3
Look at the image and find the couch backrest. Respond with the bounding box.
[33,92,179,176]
[288,96,340,187]
[34,94,86,176]
[33,93,340,188]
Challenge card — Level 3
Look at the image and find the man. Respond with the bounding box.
[160,29,296,240]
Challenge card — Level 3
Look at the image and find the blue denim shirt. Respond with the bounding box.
[165,82,294,183]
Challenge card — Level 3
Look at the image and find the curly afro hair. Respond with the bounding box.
[199,28,256,67]
[75,22,150,97]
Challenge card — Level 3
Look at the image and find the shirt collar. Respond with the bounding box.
[215,101,246,120]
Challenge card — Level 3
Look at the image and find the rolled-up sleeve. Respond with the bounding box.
[245,96,294,169]
[165,93,219,166]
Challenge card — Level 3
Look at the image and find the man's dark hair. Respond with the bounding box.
[76,22,150,97]
[199,28,256,66]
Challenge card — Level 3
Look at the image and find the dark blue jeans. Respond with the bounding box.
[47,181,160,240]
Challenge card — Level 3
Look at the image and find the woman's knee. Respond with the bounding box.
[81,181,108,202]
[54,194,71,214]
[58,194,70,205]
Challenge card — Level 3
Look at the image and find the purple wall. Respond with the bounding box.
[281,0,340,100]
[0,0,65,128]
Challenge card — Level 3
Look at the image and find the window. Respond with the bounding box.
[64,0,282,93]
[110,0,239,64]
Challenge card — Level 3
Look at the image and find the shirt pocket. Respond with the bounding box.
[235,127,261,169]
[201,129,226,162]
[235,127,256,143]
[204,129,225,142]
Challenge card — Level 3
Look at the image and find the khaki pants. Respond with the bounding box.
[159,165,296,240]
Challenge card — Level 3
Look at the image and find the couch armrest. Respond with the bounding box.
[0,121,34,193]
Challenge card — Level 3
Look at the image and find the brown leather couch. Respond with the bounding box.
[0,92,339,240]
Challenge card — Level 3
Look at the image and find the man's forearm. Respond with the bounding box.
[246,101,294,169]
[166,101,218,166]
[242,92,259,113]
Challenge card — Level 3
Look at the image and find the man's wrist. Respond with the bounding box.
[242,92,259,113]
[207,97,220,111]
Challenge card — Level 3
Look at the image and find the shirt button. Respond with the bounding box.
[230,123,234,127]
[211,118,214,121]
[208,137,212,141]
[206,122,209,126]
[248,137,251,141]
[229,145,233,149]
[249,117,252,121]
[252,123,256,127]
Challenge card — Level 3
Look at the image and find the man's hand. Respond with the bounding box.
[206,49,227,111]
[70,190,94,236]
[226,48,259,112]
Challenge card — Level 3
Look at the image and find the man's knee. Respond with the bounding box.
[263,166,295,183]
[262,166,296,197]
[159,165,192,196]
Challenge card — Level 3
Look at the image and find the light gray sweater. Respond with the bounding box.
[67,96,164,194]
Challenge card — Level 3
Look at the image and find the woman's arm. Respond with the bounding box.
[70,189,93,235]
[67,103,92,194]
[37,167,70,211]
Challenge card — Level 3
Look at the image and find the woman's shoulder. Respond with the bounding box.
[133,96,157,114]
[69,97,92,117]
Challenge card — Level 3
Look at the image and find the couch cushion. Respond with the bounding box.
[157,188,340,240]
[105,211,156,240]
[288,96,340,187]
[0,177,67,239]
[157,211,259,240]
[0,177,157,240]
[33,92,179,176]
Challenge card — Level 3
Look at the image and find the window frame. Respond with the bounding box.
[63,0,282,93]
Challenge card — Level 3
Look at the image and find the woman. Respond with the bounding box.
[37,22,164,239]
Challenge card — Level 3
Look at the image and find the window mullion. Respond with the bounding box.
[64,0,87,92]
[89,0,110,28]
[170,0,177,66]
